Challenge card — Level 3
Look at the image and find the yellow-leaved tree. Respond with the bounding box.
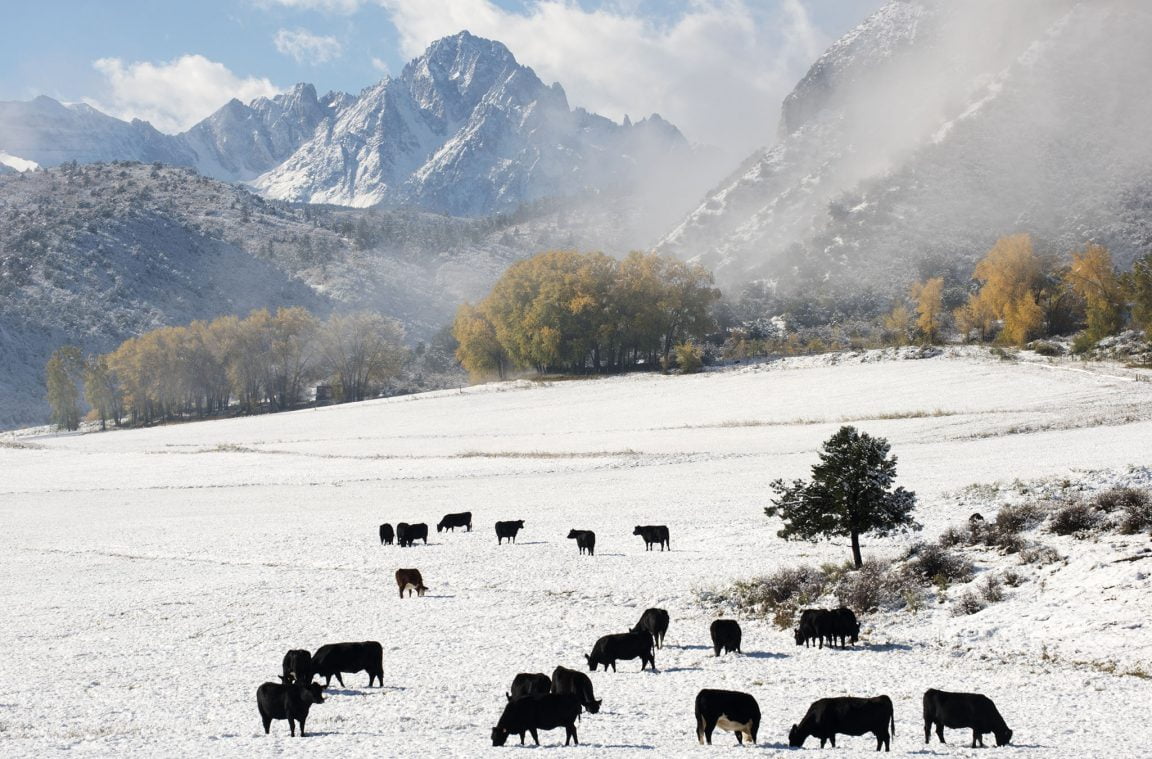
[969,234,1046,345]
[1065,243,1125,341]
[910,277,945,344]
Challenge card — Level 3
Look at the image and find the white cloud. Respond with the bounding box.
[370,57,390,75]
[377,0,829,157]
[87,55,281,133]
[274,28,344,64]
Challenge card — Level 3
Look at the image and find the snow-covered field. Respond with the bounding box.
[2,351,1151,756]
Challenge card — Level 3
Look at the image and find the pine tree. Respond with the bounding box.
[766,426,919,568]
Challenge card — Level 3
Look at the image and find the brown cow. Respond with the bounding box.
[395,568,427,598]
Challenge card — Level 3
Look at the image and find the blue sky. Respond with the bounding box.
[1,0,885,152]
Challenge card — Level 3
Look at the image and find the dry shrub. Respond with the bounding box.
[938,526,967,548]
[835,560,919,613]
[953,591,987,616]
[1020,543,1062,566]
[979,575,1005,603]
[995,502,1046,533]
[1048,501,1103,536]
[1098,489,1152,534]
[1002,569,1025,587]
[730,565,826,616]
[903,542,974,584]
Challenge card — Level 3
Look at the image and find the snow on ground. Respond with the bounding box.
[2,351,1151,756]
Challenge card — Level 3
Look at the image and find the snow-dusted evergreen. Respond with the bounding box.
[0,32,694,217]
[659,0,1152,290]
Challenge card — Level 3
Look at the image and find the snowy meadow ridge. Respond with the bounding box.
[2,350,1151,756]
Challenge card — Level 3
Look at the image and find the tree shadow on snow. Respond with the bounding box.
[674,644,711,651]
[510,541,549,545]
[742,651,787,660]
[857,642,913,652]
[420,594,457,599]
[585,744,656,750]
[660,666,703,673]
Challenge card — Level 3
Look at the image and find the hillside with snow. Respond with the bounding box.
[0,162,654,428]
[2,351,1150,755]
[659,0,1152,291]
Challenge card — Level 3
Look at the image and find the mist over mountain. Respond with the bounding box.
[0,32,707,232]
[0,162,661,428]
[659,0,1152,293]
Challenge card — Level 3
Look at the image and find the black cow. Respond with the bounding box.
[282,649,313,685]
[491,693,582,746]
[395,568,427,598]
[567,529,596,556]
[256,677,326,737]
[710,619,742,656]
[312,641,384,688]
[789,695,895,751]
[585,631,655,672]
[507,672,552,701]
[397,522,428,547]
[923,689,1012,748]
[631,607,669,649]
[633,525,670,551]
[828,607,860,648]
[550,665,601,714]
[437,511,472,532]
[695,689,760,745]
[795,608,825,648]
[496,520,525,544]
[378,523,394,545]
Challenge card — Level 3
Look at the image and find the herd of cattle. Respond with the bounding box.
[376,512,672,556]
[255,514,1015,749]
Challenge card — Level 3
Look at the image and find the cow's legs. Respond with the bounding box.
[565,723,578,745]
[736,730,744,745]
[260,709,272,735]
[289,717,296,737]
[299,715,307,737]
[937,723,946,743]
[697,715,707,744]
[335,673,345,687]
[529,727,540,746]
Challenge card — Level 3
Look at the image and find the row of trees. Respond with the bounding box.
[46,308,407,430]
[452,250,720,379]
[890,235,1152,347]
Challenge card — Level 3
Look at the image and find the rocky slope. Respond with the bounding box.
[659,0,1152,292]
[0,33,700,221]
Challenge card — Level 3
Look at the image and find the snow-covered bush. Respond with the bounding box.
[1019,544,1062,566]
[980,575,1005,603]
[729,565,826,614]
[995,501,1046,534]
[835,560,920,612]
[1094,488,1152,534]
[902,542,973,584]
[1048,501,1103,536]
[953,591,987,616]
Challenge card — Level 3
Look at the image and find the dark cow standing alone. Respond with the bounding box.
[378,523,394,545]
[507,673,551,701]
[631,607,669,649]
[585,631,655,672]
[789,695,895,751]
[396,522,428,547]
[312,641,384,688]
[282,649,313,686]
[567,529,596,556]
[695,689,760,745]
[437,511,472,532]
[923,689,1013,748]
[491,693,583,746]
[495,520,525,544]
[551,666,601,714]
[633,525,670,551]
[395,568,427,598]
[710,619,742,656]
[256,677,326,737]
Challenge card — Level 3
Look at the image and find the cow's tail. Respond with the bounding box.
[890,700,896,736]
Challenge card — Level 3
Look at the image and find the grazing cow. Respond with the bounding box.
[633,525,670,551]
[923,689,1012,748]
[585,631,655,672]
[256,677,325,737]
[495,520,525,544]
[397,522,428,547]
[437,511,472,533]
[378,523,394,545]
[312,641,384,688]
[969,512,985,523]
[789,695,895,751]
[395,568,428,598]
[492,693,583,746]
[795,608,826,648]
[507,673,551,701]
[631,608,670,649]
[710,619,742,656]
[282,649,314,685]
[550,666,601,714]
[695,689,760,745]
[567,529,596,555]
